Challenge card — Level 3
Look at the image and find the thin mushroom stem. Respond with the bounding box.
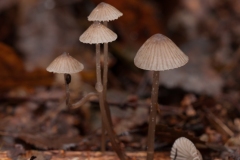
[99,92,128,160]
[96,43,106,152]
[103,22,113,124]
[71,92,98,109]
[103,21,108,99]
[102,21,108,152]
[64,74,98,110]
[101,123,106,152]
[96,44,127,159]
[64,73,71,108]
[146,71,160,160]
[95,44,103,92]
[102,21,114,152]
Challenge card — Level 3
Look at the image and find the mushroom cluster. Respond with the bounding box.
[46,2,191,160]
[46,2,126,160]
[87,2,123,100]
[79,2,127,160]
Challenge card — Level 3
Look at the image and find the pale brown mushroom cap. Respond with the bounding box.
[134,34,188,71]
[170,137,202,160]
[88,2,123,22]
[79,22,117,44]
[46,53,84,74]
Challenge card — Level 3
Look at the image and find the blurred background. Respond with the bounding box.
[1,0,240,96]
[0,0,240,158]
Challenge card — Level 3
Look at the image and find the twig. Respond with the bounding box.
[204,108,234,137]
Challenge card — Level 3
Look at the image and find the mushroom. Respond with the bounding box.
[134,34,188,160]
[170,137,202,160]
[46,52,84,108]
[87,2,123,152]
[80,22,117,45]
[79,22,127,160]
[88,2,123,99]
[79,22,116,95]
[88,2,123,22]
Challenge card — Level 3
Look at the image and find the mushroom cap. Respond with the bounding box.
[134,34,188,71]
[79,22,117,44]
[170,137,202,160]
[46,53,84,74]
[88,2,123,22]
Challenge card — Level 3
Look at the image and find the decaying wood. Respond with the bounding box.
[1,151,171,160]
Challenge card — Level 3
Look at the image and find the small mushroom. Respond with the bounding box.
[80,22,117,91]
[134,34,188,160]
[88,2,123,22]
[87,2,123,152]
[88,1,122,99]
[79,22,127,160]
[46,52,84,108]
[80,21,117,44]
[47,52,84,74]
[170,137,202,160]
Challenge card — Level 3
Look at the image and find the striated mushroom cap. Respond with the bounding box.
[79,22,117,44]
[88,2,123,22]
[170,137,202,160]
[46,53,84,74]
[134,34,188,71]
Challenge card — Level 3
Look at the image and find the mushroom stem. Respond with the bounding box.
[71,92,98,109]
[95,44,103,92]
[102,26,113,125]
[101,124,106,152]
[99,93,128,160]
[64,73,71,108]
[103,21,108,99]
[63,74,97,110]
[96,44,126,159]
[95,43,106,152]
[146,71,160,160]
[102,21,109,152]
[102,21,113,152]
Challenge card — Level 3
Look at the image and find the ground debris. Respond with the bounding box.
[0,151,170,160]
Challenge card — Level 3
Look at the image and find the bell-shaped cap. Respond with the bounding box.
[79,22,117,44]
[134,34,188,71]
[170,137,202,160]
[46,53,84,74]
[88,2,123,22]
